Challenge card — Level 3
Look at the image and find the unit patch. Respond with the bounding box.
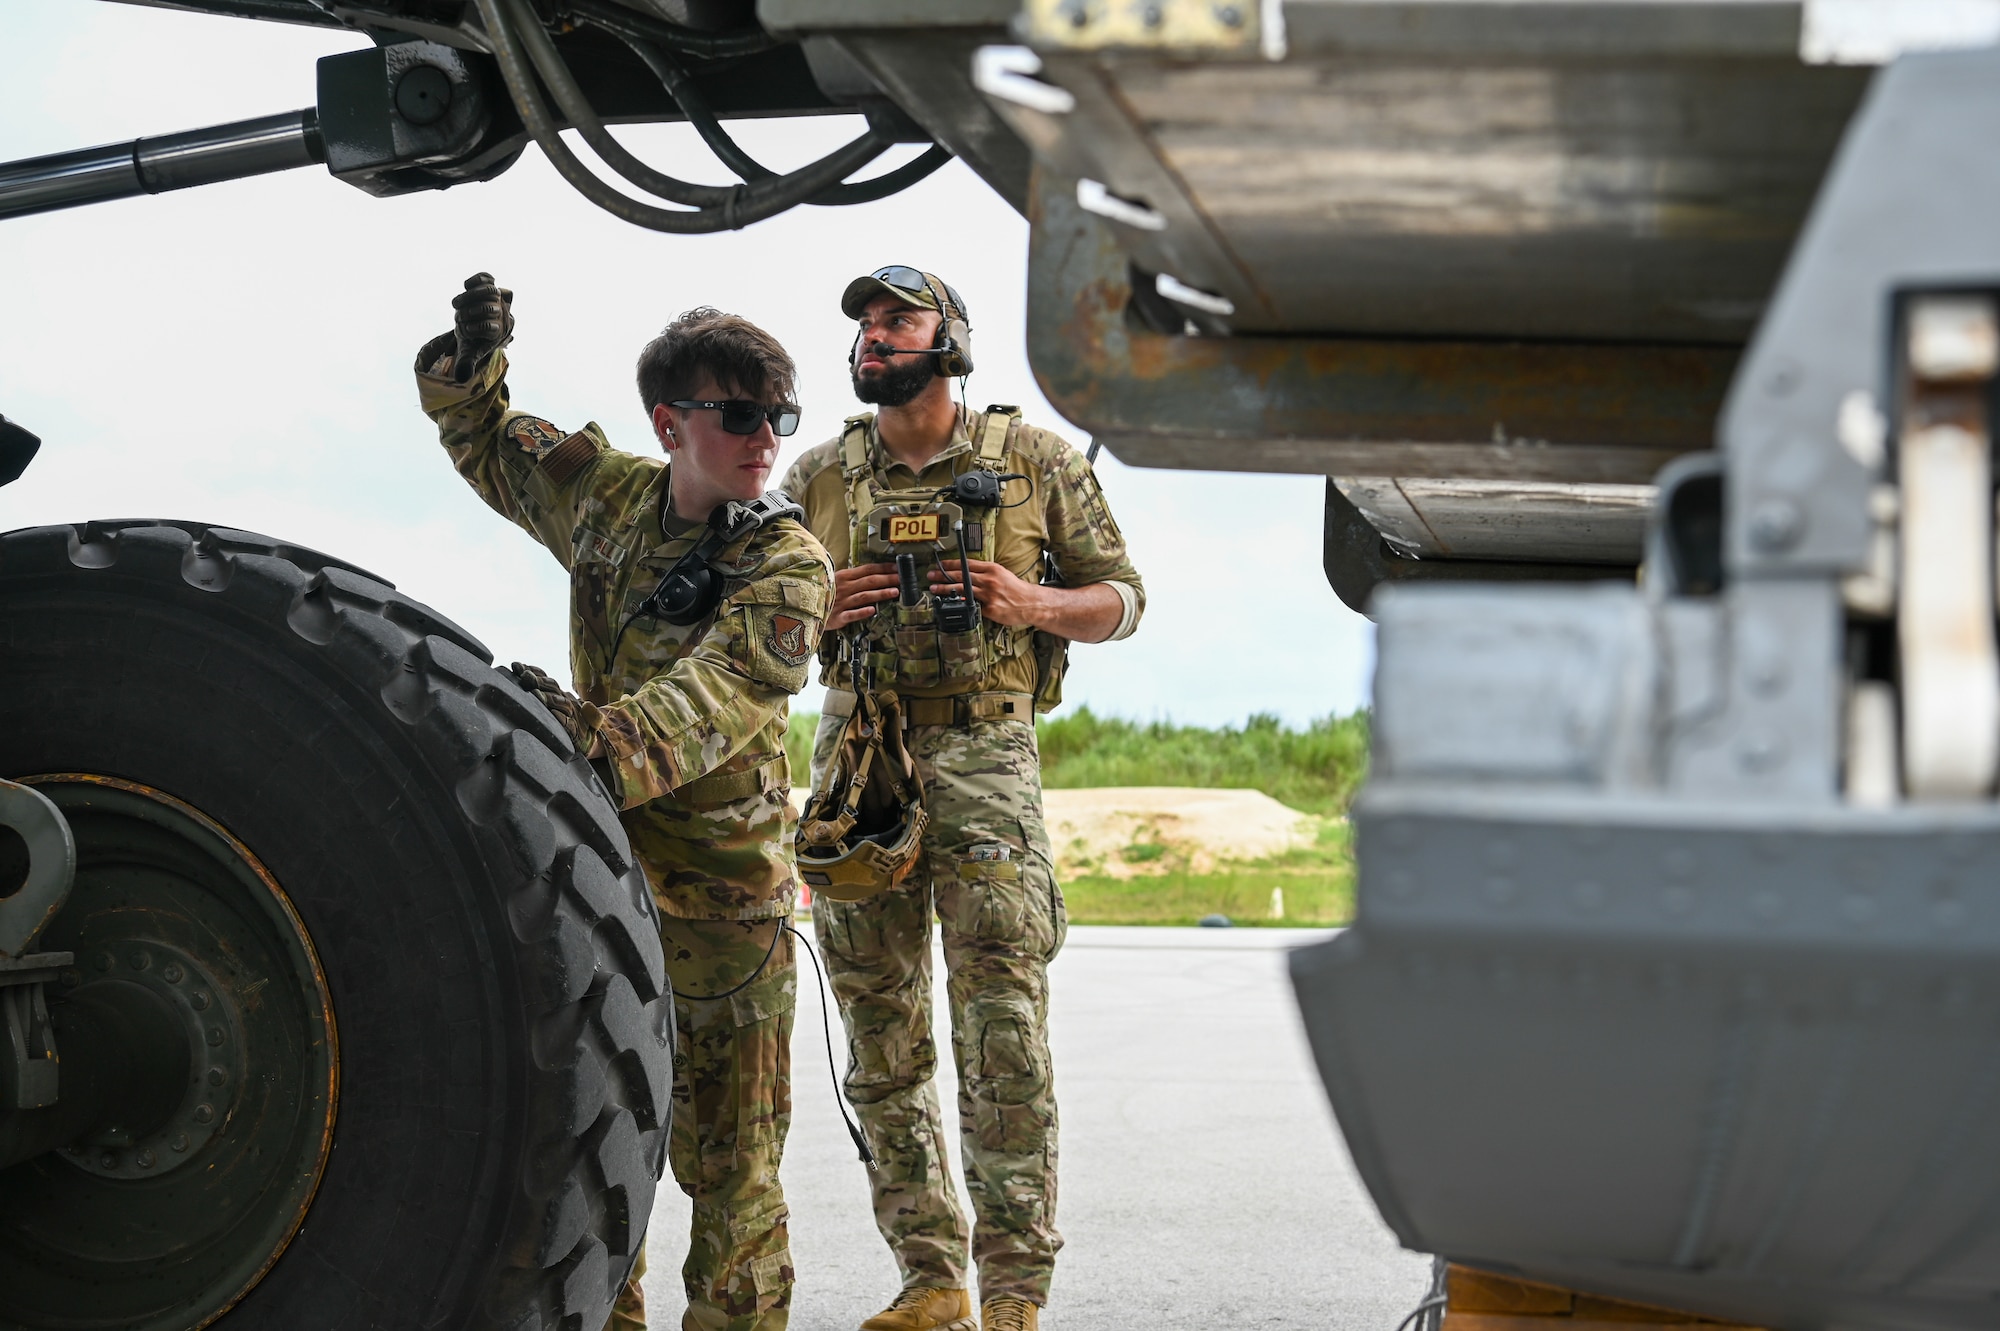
[507,415,566,457]
[768,613,811,666]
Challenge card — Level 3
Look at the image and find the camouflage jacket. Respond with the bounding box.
[781,406,1144,700]
[417,337,832,920]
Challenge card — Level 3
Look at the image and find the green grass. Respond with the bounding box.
[786,710,819,787]
[1060,820,1355,927]
[1037,707,1370,817]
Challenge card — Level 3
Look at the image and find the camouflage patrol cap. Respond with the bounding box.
[840,265,967,321]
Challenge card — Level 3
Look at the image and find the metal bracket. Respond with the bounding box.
[0,779,76,1111]
[0,777,74,960]
[0,953,72,1111]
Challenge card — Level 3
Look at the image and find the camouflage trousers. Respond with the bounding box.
[810,715,1067,1305]
[608,916,797,1331]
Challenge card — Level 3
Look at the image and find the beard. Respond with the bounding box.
[851,355,937,408]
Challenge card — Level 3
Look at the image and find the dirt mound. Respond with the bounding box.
[1043,786,1317,878]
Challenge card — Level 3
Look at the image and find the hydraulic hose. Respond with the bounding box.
[475,0,890,232]
[565,0,774,59]
[580,16,953,207]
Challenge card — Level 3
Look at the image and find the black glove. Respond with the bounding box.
[452,272,515,384]
[509,662,599,755]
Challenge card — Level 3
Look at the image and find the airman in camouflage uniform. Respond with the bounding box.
[781,268,1143,1331]
[417,278,830,1331]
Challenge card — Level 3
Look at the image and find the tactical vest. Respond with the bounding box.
[840,405,1065,704]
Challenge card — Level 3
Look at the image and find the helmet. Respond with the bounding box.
[796,688,928,901]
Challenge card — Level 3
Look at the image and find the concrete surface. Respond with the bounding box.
[637,925,1433,1329]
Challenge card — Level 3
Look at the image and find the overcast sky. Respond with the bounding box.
[0,3,1372,728]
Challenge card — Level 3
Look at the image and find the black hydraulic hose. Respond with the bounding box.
[564,0,774,59]
[811,146,952,205]
[502,0,736,208]
[580,13,953,207]
[473,0,892,232]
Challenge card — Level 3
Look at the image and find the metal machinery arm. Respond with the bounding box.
[0,4,955,225]
[1289,42,2000,1331]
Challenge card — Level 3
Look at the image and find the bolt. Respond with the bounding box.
[92,952,114,973]
[59,968,81,988]
[191,991,210,1011]
[100,1152,118,1169]
[193,1104,215,1125]
[206,1026,225,1046]
[127,949,151,971]
[136,1150,156,1170]
[1737,731,1786,773]
[162,963,183,983]
[1142,3,1163,25]
[1749,497,1805,553]
[1216,2,1243,23]
[1748,658,1788,697]
[207,1066,227,1086]
[170,1133,190,1153]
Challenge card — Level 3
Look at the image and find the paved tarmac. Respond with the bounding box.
[637,925,1433,1330]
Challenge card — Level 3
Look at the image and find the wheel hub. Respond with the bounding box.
[0,776,337,1331]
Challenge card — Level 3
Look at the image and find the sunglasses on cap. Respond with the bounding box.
[870,266,967,318]
[669,400,802,437]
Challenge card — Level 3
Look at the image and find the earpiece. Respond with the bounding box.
[924,273,975,377]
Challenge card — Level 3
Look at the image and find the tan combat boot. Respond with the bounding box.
[860,1287,975,1331]
[979,1297,1039,1331]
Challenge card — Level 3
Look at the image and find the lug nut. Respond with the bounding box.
[163,963,183,983]
[193,1104,214,1124]
[191,991,210,1011]
[207,1066,227,1086]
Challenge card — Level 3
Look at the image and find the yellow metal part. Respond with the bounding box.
[1441,1266,1769,1331]
[1023,0,1260,54]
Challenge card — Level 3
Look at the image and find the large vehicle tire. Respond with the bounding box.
[0,520,671,1331]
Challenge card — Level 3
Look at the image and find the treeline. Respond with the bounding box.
[788,705,1371,816]
[1036,707,1369,816]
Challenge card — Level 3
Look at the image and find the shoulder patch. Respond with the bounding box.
[767,613,812,667]
[507,416,566,457]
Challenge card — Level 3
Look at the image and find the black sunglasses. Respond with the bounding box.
[669,400,801,437]
[870,266,968,320]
